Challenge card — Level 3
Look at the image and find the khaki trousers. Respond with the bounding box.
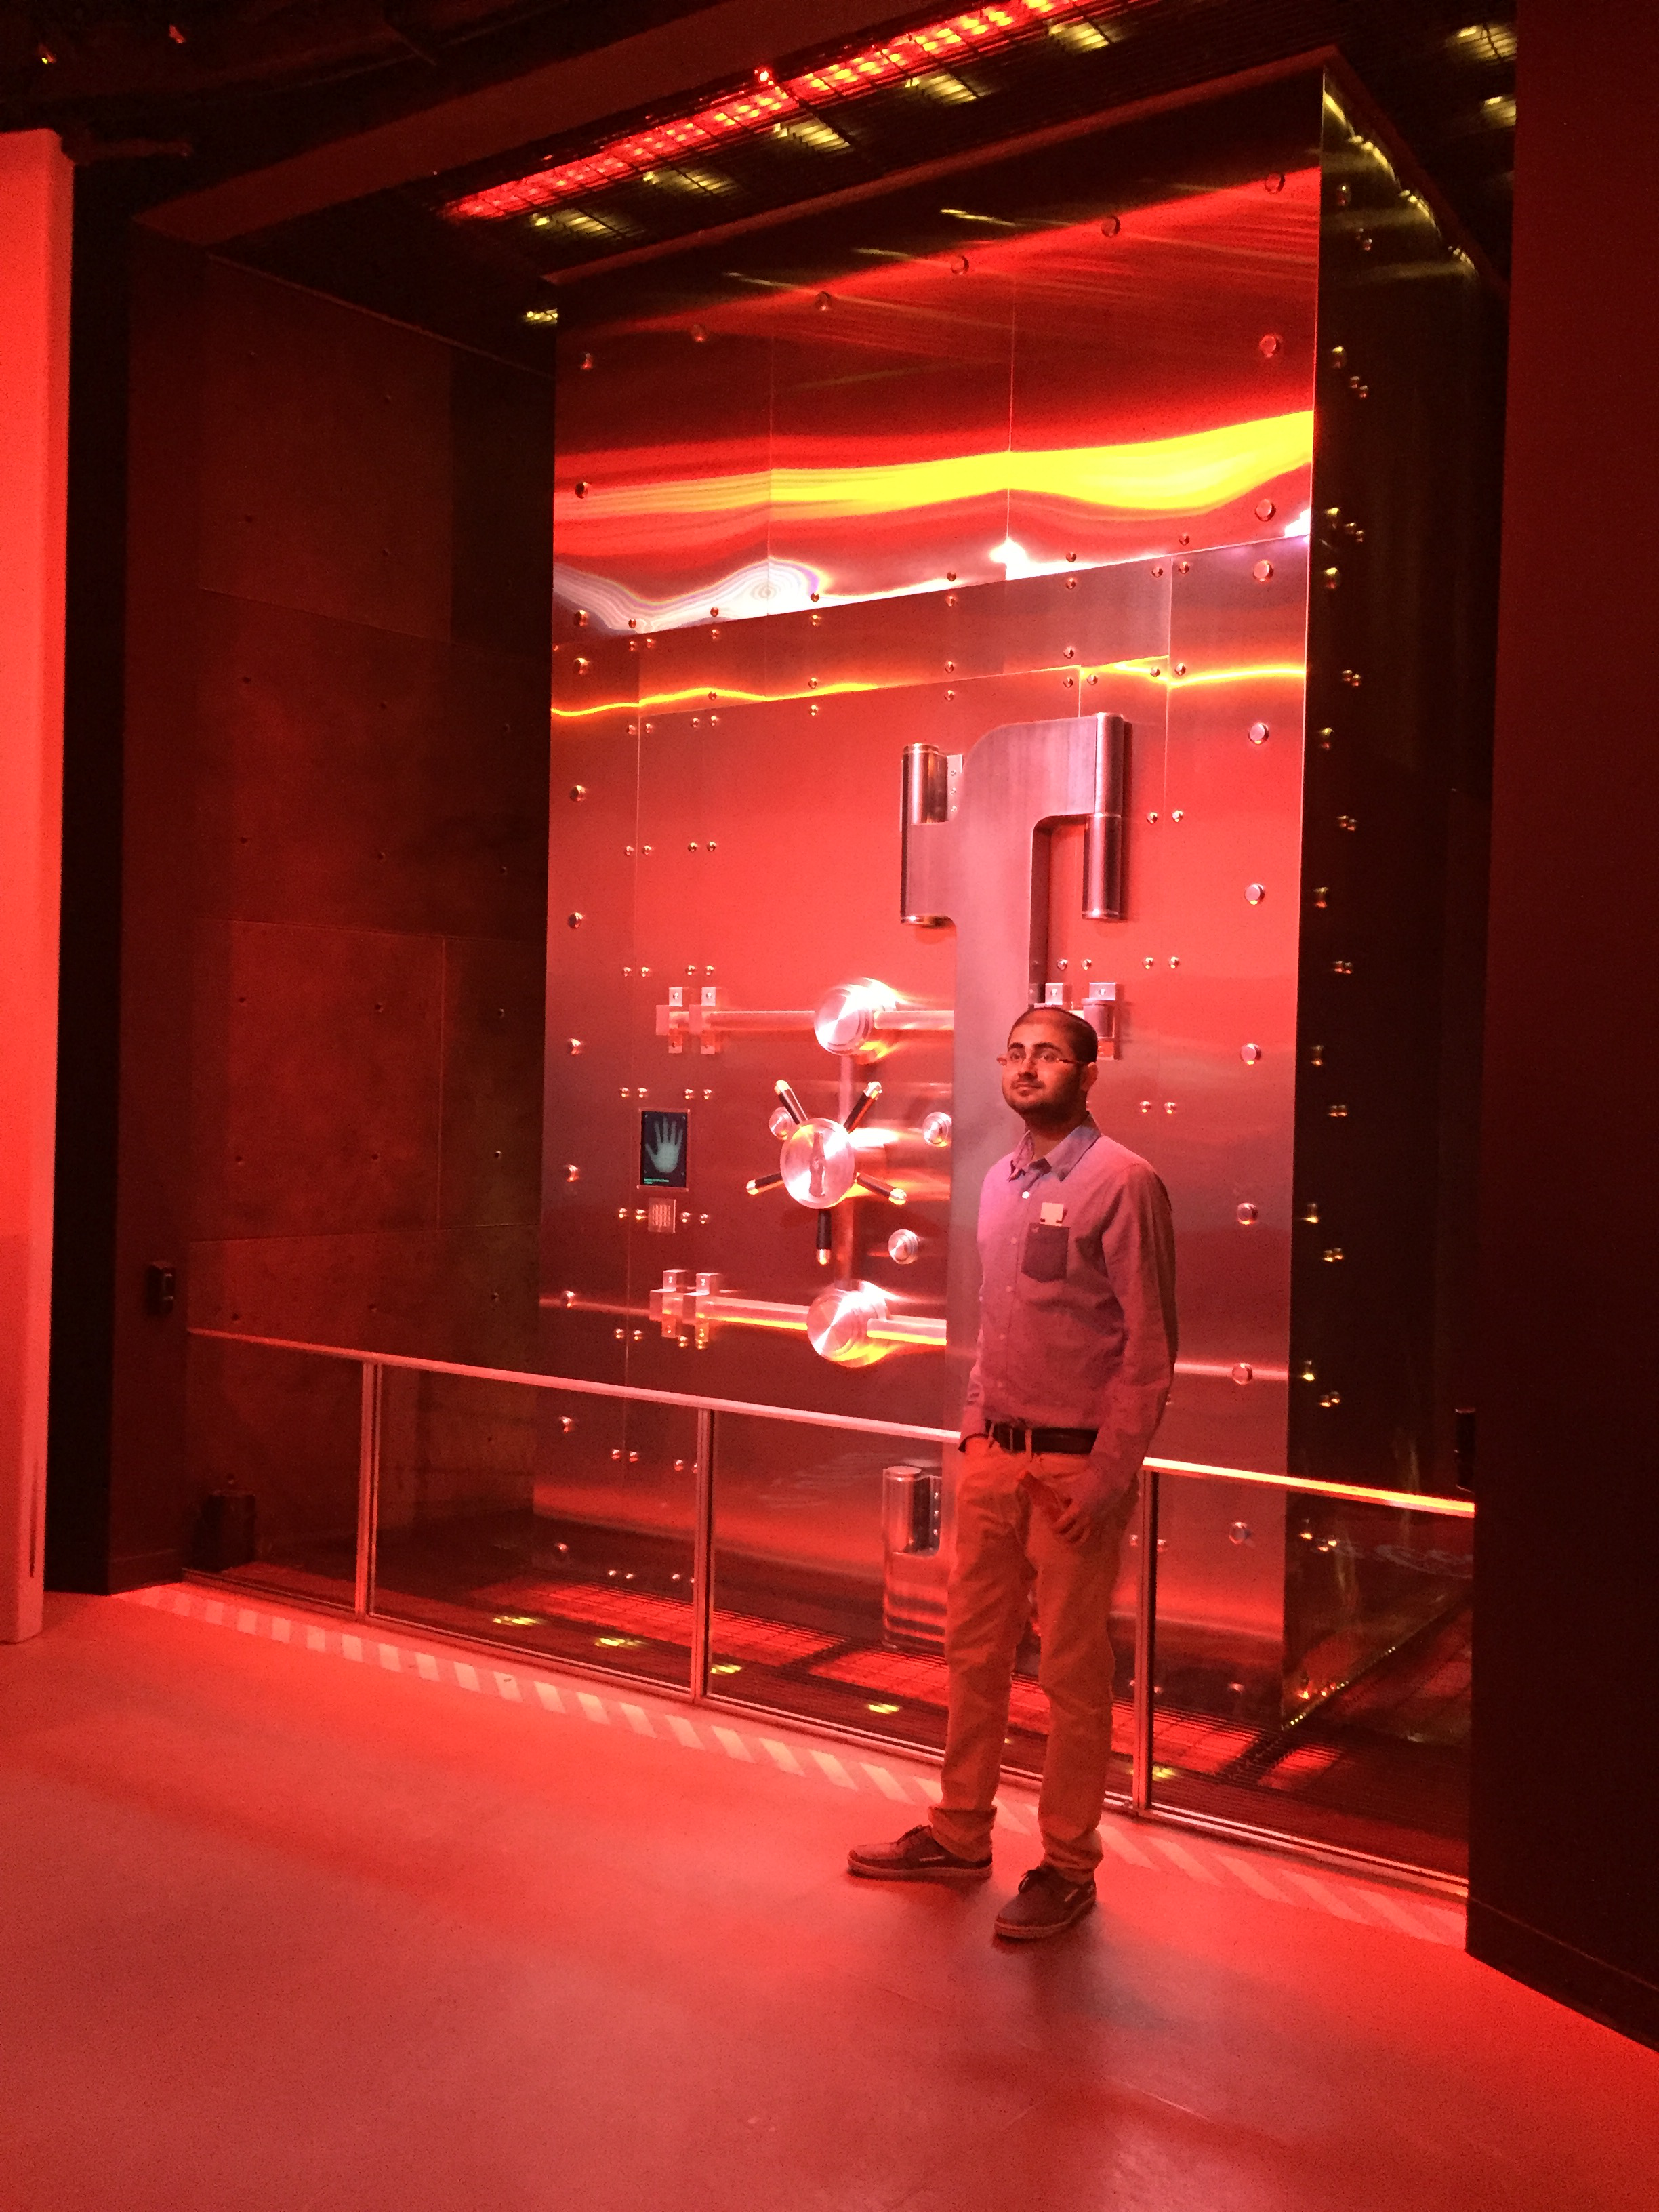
[928,1437,1132,1879]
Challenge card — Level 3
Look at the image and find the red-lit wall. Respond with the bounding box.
[48,235,553,1588]
[0,132,71,1643]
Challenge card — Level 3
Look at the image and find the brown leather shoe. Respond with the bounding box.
[848,1824,992,1882]
[994,1864,1097,1940]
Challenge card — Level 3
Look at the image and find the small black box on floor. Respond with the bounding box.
[193,1488,258,1572]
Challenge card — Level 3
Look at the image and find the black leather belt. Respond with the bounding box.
[985,1420,1098,1456]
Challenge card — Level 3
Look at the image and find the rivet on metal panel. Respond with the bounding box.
[1171,807,1185,821]
[1229,1522,1254,1544]
[1322,567,1341,590]
[708,837,718,848]
[1248,722,1269,745]
[1176,562,1190,575]
[945,593,958,607]
[570,785,586,801]
[565,1164,581,1182]
[1320,1393,1342,1408]
[1349,377,1370,398]
[628,1450,640,1463]
[1254,499,1276,520]
[1334,184,1351,208]
[1063,676,1075,688]
[689,841,699,852]
[1139,1101,1152,1113]
[1143,953,1155,966]
[1300,1200,1321,1222]
[1164,1101,1177,1115]
[816,289,832,309]
[611,1448,622,1461]
[1328,1103,1350,1120]
[1232,1363,1254,1383]
[1340,670,1361,689]
[699,1212,709,1225]
[1331,960,1354,976]
[574,482,589,498]
[1151,563,1164,578]
[1236,1203,1258,1225]
[943,693,954,703]
[1100,215,1120,236]
[567,1039,583,1055]
[1317,728,1334,750]
[1177,532,1191,546]
[1328,345,1347,371]
[1357,232,1374,252]
[948,255,968,274]
[567,912,583,928]
[1067,550,1078,562]
[1245,883,1266,905]
[1307,1046,1325,1067]
[615,1327,625,1338]
[1264,173,1286,192]
[580,352,594,369]
[1240,1044,1261,1064]
[691,326,706,342]
[945,570,957,582]
[1168,955,1180,968]
[560,1412,576,1429]
[641,968,650,980]
[1063,647,1076,660]
[634,1212,646,1225]
[702,1088,713,1101]
[1252,560,1274,583]
[1312,886,1329,909]
[616,1208,628,1221]
[1145,811,1158,825]
[1324,1248,1346,1263]
[633,1330,644,1342]
[1258,333,1282,358]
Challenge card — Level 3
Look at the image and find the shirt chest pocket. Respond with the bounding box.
[1021,1221,1070,1282]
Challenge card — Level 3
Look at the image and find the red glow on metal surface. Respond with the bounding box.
[445,0,1146,220]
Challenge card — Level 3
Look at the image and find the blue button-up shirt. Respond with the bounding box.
[960,1118,1178,1495]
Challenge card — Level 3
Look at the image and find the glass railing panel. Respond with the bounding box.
[370,1370,699,1689]
[186,1334,361,1609]
[1149,1471,1472,1875]
[707,1412,1134,1799]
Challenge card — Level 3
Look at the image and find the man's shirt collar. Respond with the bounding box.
[1009,1117,1101,1184]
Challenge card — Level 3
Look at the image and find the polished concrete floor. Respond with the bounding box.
[1,1591,1654,2212]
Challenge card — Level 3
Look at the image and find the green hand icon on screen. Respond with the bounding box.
[644,1118,685,1176]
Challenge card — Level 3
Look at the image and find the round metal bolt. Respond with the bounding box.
[1168,955,1180,968]
[1146,811,1158,824]
[1245,883,1266,905]
[1101,215,1120,236]
[1248,721,1269,745]
[570,784,586,801]
[1322,567,1341,590]
[1171,808,1185,821]
[573,480,589,498]
[1236,1202,1258,1225]
[1254,498,1276,520]
[920,1111,953,1149]
[1240,1043,1262,1064]
[1143,955,1155,968]
[1232,1363,1254,1384]
[1264,173,1286,193]
[1229,1522,1253,1546]
[1258,333,1282,358]
[1252,558,1275,583]
[567,1038,583,1055]
[566,912,583,928]
[1324,1246,1345,1263]
[888,1228,921,1265]
[1164,1101,1177,1115]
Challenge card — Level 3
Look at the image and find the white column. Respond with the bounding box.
[0,131,72,1642]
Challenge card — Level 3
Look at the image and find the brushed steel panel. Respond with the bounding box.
[1008,172,1321,571]
[553,319,771,634]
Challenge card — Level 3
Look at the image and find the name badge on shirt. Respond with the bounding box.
[1039,1201,1065,1225]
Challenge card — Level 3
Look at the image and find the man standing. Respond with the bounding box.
[848,1003,1177,1940]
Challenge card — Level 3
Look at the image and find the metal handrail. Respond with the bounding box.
[188,1327,1473,1517]
[190,1323,1473,1887]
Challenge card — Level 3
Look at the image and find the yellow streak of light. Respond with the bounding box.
[551,661,1307,724]
[557,411,1313,526]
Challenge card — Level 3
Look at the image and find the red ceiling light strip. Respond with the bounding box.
[445,0,1134,221]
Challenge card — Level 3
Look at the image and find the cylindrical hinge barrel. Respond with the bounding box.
[900,743,950,924]
[1082,714,1126,920]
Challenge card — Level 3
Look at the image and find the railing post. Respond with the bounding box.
[355,1359,382,1619]
[689,1406,715,1698]
[1130,1460,1160,1815]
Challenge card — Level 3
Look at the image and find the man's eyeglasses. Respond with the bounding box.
[998,1045,1080,1068]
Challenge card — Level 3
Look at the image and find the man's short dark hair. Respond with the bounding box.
[1009,1004,1099,1065]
